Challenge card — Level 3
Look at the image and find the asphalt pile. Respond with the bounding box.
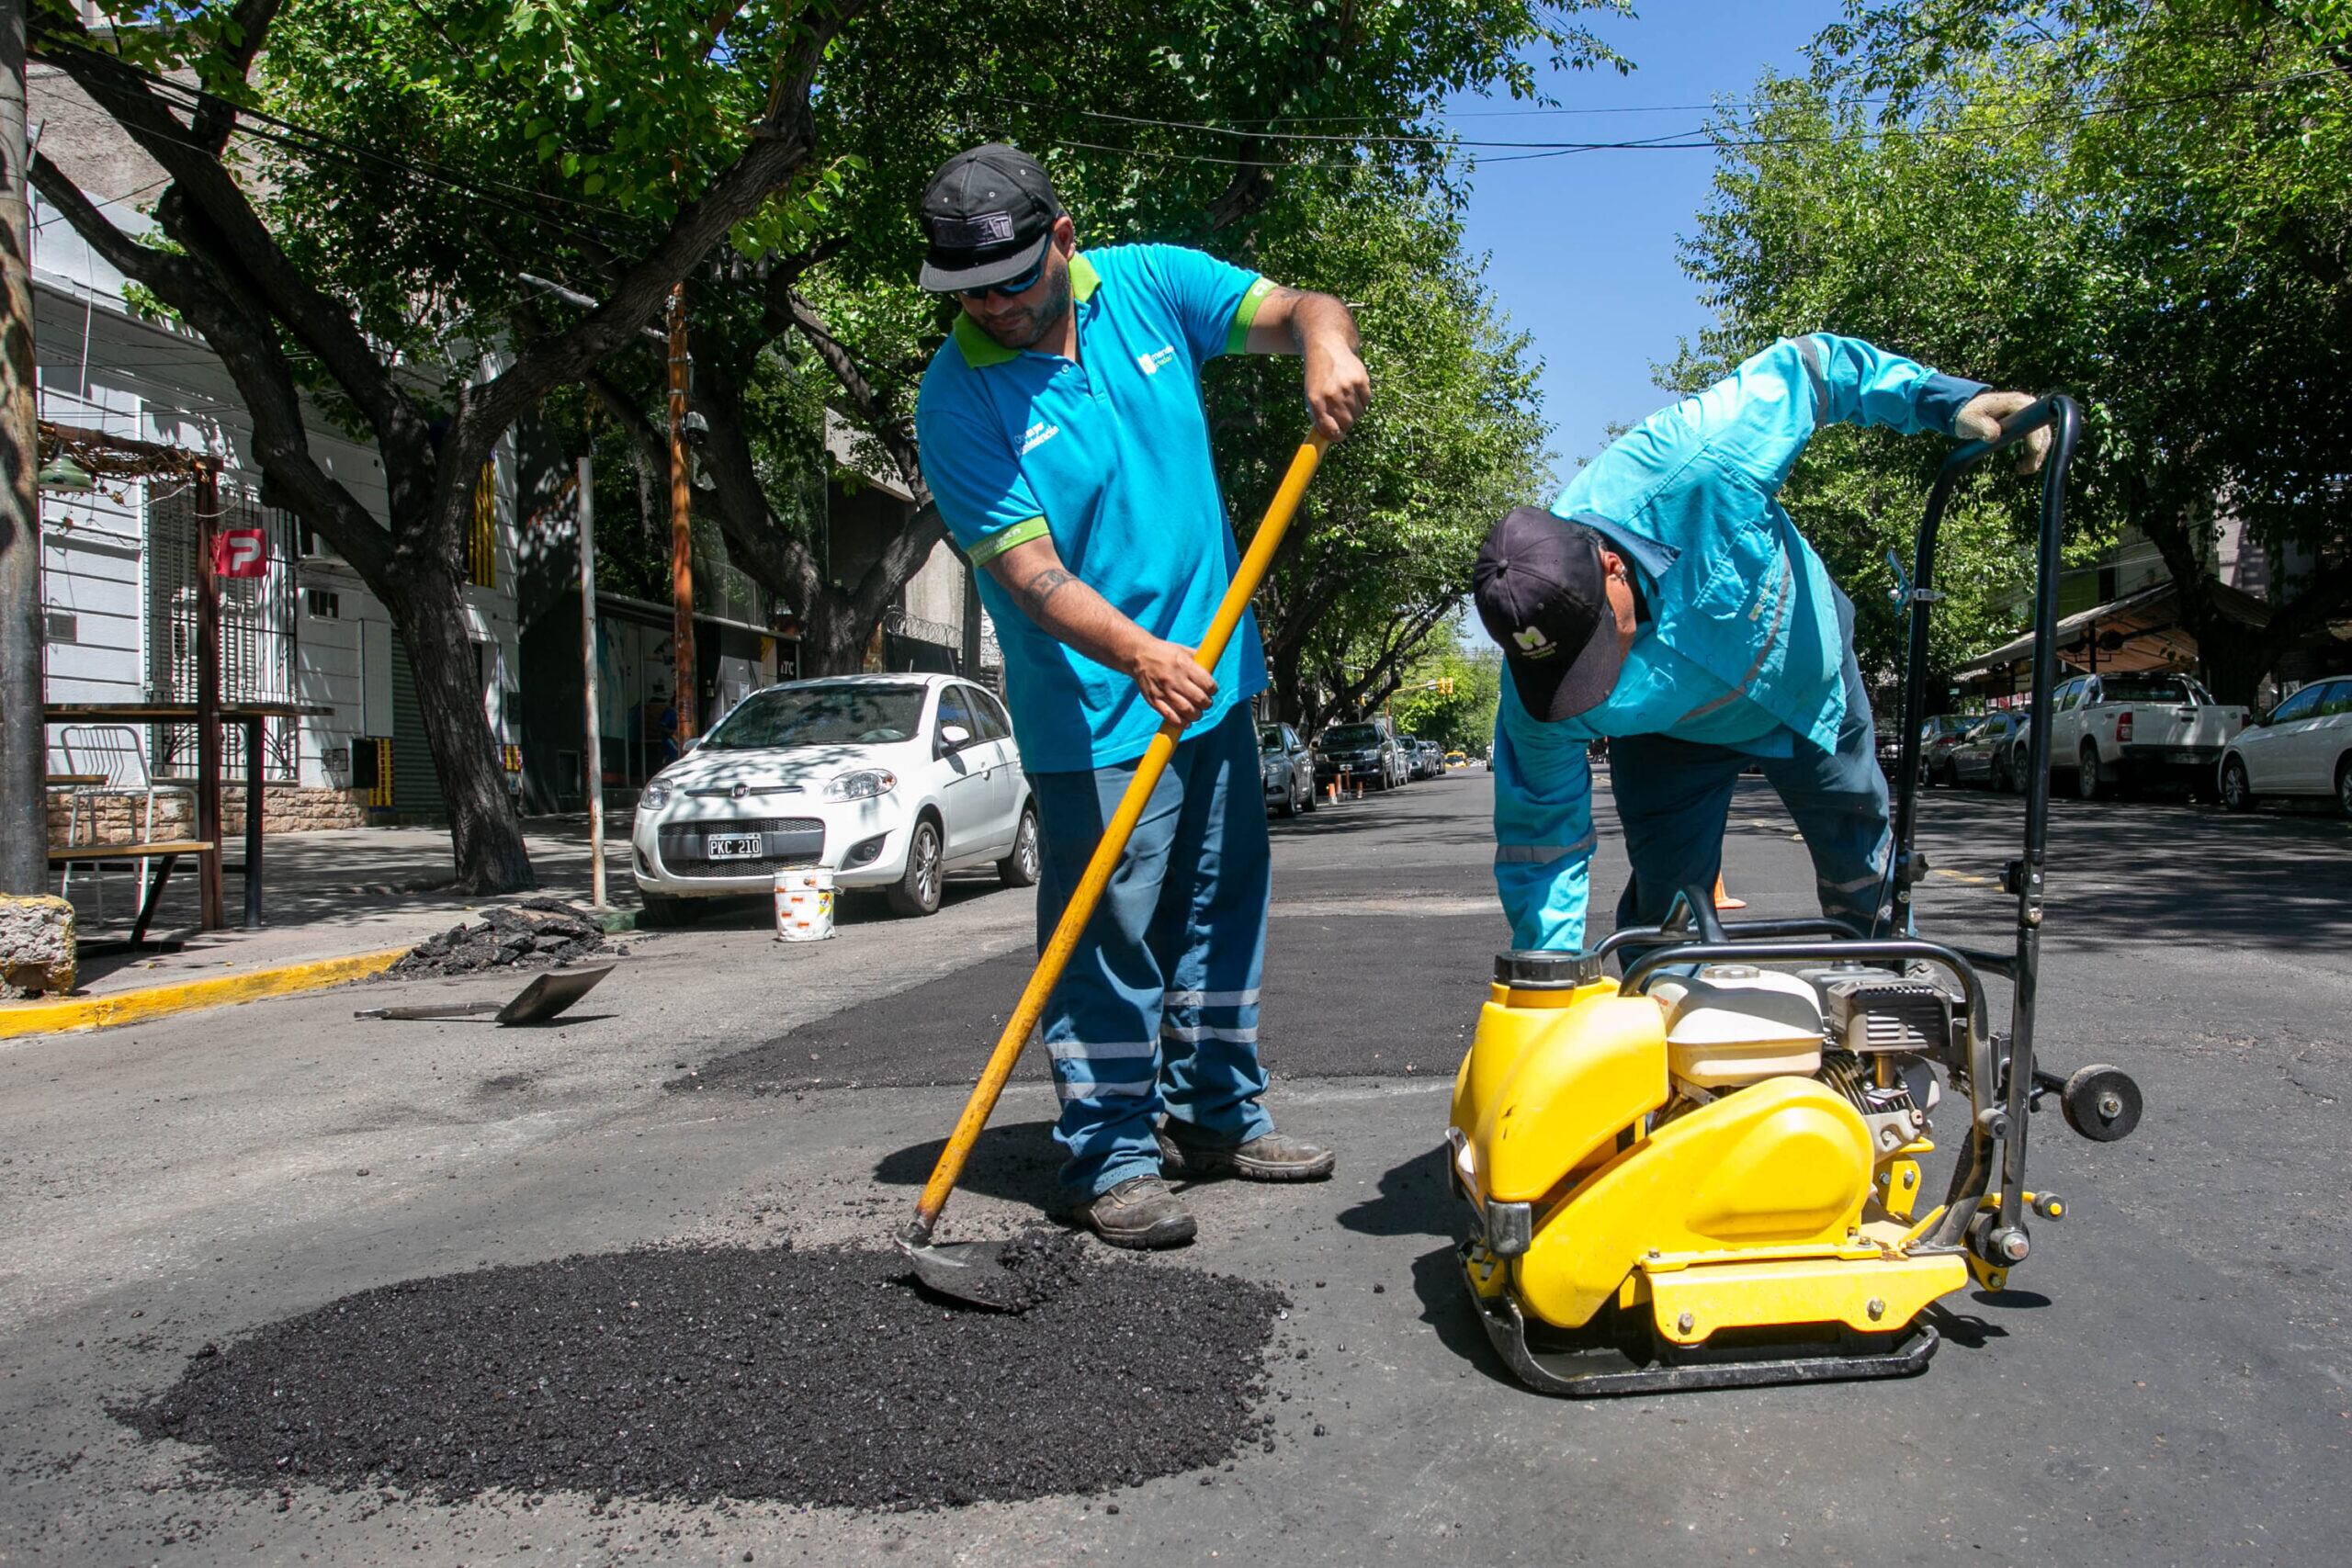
[386,898,608,978]
[120,1241,1285,1510]
[956,1227,1091,1313]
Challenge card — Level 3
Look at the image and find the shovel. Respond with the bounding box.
[355,964,615,1025]
[899,434,1331,1310]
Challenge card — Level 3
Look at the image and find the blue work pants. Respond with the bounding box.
[1610,612,1894,943]
[1027,705,1274,1197]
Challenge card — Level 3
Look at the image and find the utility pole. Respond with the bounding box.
[665,282,696,748]
[193,460,223,931]
[0,0,45,895]
[576,455,606,909]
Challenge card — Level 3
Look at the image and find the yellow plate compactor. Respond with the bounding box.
[1448,394,2144,1396]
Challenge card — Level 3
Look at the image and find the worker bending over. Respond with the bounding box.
[1474,334,2046,953]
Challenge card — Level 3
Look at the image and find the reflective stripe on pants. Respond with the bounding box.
[1027,705,1275,1197]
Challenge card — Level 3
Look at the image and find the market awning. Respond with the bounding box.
[1955,579,2273,685]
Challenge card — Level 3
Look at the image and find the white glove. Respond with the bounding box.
[1954,389,2052,475]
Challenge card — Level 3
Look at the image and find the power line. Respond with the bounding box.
[1014,65,2340,158]
[1041,66,2343,172]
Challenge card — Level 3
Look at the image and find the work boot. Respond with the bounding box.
[1076,1176,1197,1249]
[1157,1125,1337,1182]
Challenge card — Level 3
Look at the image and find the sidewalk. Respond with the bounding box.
[24,816,639,1008]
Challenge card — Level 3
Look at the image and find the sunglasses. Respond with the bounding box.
[956,252,1046,300]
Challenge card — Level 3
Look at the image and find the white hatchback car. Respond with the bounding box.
[630,673,1038,920]
[2217,677,2352,817]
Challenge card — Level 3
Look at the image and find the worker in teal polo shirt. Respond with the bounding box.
[1475,333,2047,956]
[912,144,1369,1248]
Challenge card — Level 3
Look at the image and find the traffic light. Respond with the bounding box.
[1436,676,1455,696]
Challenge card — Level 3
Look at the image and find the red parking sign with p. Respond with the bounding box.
[212,527,267,578]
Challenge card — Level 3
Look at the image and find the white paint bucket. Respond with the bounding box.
[774,868,835,942]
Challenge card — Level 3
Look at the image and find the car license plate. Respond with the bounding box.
[705,832,763,860]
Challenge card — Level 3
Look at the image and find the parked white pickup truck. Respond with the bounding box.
[2043,671,2249,800]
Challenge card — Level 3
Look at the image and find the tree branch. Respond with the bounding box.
[781,288,929,506]
[31,30,429,465]
[446,3,869,484]
[190,0,287,154]
[28,151,392,581]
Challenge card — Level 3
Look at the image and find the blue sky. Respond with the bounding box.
[1451,0,1849,476]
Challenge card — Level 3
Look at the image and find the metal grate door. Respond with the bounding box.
[145,482,300,781]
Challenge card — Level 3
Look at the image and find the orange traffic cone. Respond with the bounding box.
[1713,874,1747,911]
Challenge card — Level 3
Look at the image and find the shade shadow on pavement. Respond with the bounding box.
[1909,789,2352,954]
[872,1116,1066,1210]
[1334,1144,1455,1238]
[1408,1242,1522,1392]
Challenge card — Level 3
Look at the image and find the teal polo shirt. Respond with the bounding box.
[915,243,1276,773]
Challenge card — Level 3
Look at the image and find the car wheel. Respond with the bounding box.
[997,804,1042,887]
[888,816,944,917]
[1300,772,1317,813]
[2220,755,2254,813]
[1992,751,2015,793]
[2075,743,2103,801]
[2336,757,2352,819]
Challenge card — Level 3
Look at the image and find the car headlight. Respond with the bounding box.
[639,778,673,810]
[823,768,898,803]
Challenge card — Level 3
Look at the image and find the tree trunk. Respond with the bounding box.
[382,558,535,895]
[796,594,872,678]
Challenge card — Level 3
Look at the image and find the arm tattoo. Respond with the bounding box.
[1018,566,1080,616]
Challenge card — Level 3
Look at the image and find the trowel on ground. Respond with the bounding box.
[355,964,614,1026]
[898,434,1330,1311]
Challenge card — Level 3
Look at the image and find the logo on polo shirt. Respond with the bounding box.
[1020,421,1061,456]
[1136,344,1178,376]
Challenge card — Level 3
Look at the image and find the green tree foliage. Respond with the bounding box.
[242,1,1614,676]
[29,0,862,890]
[1675,0,2352,705]
[1388,634,1505,751]
[1209,186,1553,734]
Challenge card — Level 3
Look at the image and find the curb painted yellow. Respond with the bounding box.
[0,947,407,1040]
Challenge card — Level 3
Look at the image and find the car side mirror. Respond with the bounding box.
[938,723,971,752]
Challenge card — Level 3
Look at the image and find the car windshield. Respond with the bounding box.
[1323,724,1381,748]
[2098,677,2194,705]
[700,684,927,750]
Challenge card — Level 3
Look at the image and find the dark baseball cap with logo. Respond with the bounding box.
[917,143,1064,294]
[1474,506,1627,722]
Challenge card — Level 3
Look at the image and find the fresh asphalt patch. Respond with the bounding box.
[119,1239,1286,1511]
[674,904,1510,1097]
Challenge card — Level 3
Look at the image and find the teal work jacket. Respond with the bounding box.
[1491,333,1986,952]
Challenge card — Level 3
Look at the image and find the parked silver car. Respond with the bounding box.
[1260,723,1317,818]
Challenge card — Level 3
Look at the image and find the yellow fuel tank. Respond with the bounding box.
[1514,1077,1876,1328]
[1449,952,1668,1207]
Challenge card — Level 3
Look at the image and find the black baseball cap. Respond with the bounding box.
[917,144,1063,293]
[1474,506,1627,722]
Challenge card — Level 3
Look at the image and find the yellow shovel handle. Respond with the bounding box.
[910,434,1331,1238]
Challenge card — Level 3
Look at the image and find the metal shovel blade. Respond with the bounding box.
[356,964,614,1025]
[492,964,614,1024]
[895,1233,1028,1313]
